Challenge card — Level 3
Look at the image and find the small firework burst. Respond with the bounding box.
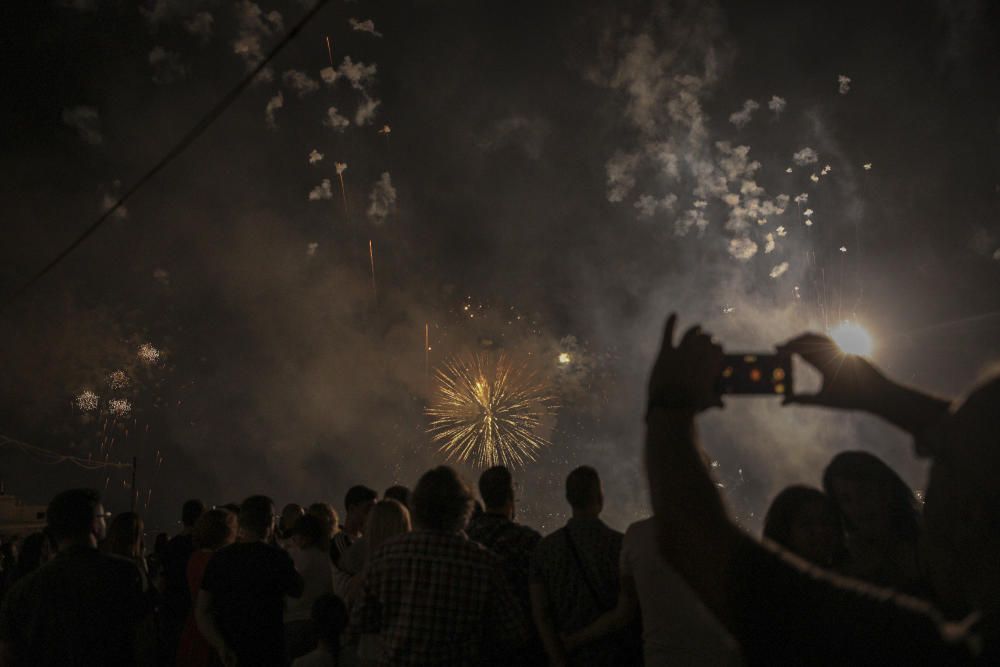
[137,343,160,365]
[76,390,99,412]
[108,398,132,417]
[426,353,556,468]
[108,370,129,390]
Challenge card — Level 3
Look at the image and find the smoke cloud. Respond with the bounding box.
[62,106,102,145]
[366,172,396,223]
[265,91,284,129]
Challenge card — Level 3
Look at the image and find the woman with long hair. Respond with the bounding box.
[823,450,927,595]
[763,485,845,569]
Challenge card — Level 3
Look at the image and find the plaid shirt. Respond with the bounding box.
[352,529,529,666]
[466,513,541,613]
[530,517,627,666]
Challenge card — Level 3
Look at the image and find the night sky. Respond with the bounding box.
[2,0,999,534]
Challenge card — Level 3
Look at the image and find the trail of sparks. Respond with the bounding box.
[426,353,556,468]
[325,36,333,67]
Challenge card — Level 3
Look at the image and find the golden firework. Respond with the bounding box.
[426,353,556,468]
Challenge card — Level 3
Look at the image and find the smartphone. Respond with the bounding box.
[717,353,792,396]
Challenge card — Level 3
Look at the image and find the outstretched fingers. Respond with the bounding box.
[660,313,679,356]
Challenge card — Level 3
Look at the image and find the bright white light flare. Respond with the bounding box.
[829,321,874,356]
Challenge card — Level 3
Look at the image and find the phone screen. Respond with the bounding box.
[717,353,792,396]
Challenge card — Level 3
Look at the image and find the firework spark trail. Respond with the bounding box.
[335,162,349,214]
[424,323,430,380]
[426,353,556,468]
[325,36,333,67]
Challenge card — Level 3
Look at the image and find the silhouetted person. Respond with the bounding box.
[278,503,306,549]
[331,486,376,568]
[0,488,147,666]
[307,502,339,555]
[285,514,335,660]
[643,314,1000,663]
[352,466,528,665]
[338,499,411,663]
[382,485,411,510]
[823,451,926,594]
[161,498,205,661]
[106,511,149,583]
[530,466,635,666]
[292,593,348,667]
[763,485,845,569]
[565,515,742,666]
[467,466,541,614]
[197,495,303,666]
[177,508,238,667]
[7,532,54,585]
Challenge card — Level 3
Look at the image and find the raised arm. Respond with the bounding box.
[779,334,951,455]
[644,314,740,622]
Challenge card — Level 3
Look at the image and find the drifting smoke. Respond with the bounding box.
[634,194,677,218]
[838,74,852,94]
[308,149,324,164]
[349,18,382,37]
[337,56,377,91]
[184,12,214,44]
[232,0,283,81]
[367,172,396,223]
[308,179,333,201]
[323,107,350,131]
[605,151,639,202]
[62,106,102,145]
[282,69,319,97]
[265,91,284,129]
[354,95,381,126]
[768,95,787,113]
[728,237,758,260]
[320,67,337,84]
[728,99,759,128]
[763,232,775,253]
[102,194,128,220]
[149,46,186,84]
[792,147,819,166]
[769,261,789,278]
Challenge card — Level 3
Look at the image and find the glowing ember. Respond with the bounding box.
[557,352,572,365]
[76,390,99,412]
[426,353,556,468]
[829,321,874,356]
[137,343,160,364]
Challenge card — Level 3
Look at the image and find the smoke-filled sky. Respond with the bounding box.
[1,0,999,534]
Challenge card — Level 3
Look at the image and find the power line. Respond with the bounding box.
[3,0,332,308]
[0,434,131,470]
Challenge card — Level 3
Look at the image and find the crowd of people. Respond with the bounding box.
[0,316,998,665]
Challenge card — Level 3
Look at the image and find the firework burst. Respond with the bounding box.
[426,353,556,468]
[137,343,160,365]
[108,370,129,390]
[108,398,132,418]
[76,390,99,412]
